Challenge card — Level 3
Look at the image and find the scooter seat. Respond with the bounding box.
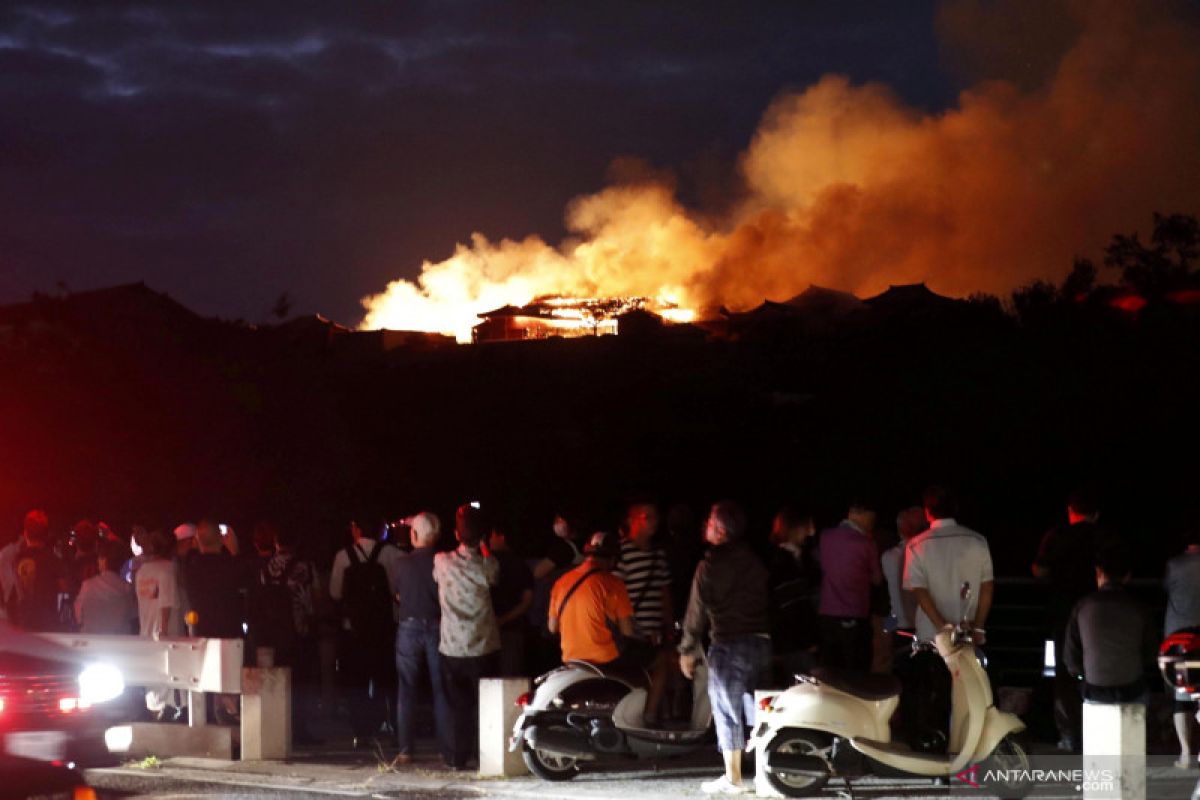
[809,667,901,700]
[565,659,651,689]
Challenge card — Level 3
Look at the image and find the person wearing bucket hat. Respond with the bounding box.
[173,522,198,559]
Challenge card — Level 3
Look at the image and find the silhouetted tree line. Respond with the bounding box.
[1003,213,1200,324]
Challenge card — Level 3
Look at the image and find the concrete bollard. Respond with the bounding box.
[240,666,292,760]
[1082,701,1145,800]
[479,677,531,777]
[753,690,783,798]
[125,722,233,759]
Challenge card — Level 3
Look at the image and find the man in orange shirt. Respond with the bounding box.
[548,531,636,666]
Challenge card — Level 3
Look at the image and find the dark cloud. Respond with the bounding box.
[0,0,952,323]
[0,44,103,95]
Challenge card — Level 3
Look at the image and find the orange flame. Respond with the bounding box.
[361,184,712,341]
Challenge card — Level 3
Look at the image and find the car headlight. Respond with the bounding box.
[79,663,125,704]
[105,725,134,753]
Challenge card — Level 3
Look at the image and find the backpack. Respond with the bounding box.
[251,556,298,652]
[341,541,392,633]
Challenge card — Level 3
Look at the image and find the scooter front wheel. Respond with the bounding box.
[978,735,1032,799]
[763,729,832,797]
[522,743,580,781]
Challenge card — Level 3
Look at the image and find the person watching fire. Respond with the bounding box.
[548,530,637,670]
[613,502,674,726]
[1,509,61,629]
[433,504,500,770]
[679,501,770,796]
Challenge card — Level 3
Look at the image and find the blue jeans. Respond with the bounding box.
[708,636,771,752]
[395,619,450,758]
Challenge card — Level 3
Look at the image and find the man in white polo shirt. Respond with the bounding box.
[901,485,994,751]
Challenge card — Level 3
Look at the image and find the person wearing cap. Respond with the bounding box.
[391,511,451,766]
[174,522,198,559]
[433,504,500,770]
[679,501,770,796]
[815,498,883,671]
[547,530,636,668]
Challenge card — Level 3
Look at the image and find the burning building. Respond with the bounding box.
[472,295,688,343]
[473,284,974,344]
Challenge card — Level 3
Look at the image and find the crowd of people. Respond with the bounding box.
[2,486,1199,794]
[0,514,322,734]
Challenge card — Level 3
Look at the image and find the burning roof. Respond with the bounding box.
[473,295,690,343]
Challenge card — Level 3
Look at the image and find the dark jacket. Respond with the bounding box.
[8,545,66,632]
[393,547,440,622]
[181,551,247,639]
[679,541,769,656]
[767,543,820,653]
[1064,584,1157,693]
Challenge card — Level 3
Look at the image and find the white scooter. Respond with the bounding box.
[751,583,1031,798]
[510,657,713,781]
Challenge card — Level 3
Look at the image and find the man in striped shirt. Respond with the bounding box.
[614,502,674,726]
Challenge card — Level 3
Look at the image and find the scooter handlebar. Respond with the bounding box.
[900,622,976,656]
[896,628,938,655]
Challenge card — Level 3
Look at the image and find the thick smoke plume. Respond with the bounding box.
[362,1,1200,341]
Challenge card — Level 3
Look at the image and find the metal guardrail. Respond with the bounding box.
[987,577,1167,686]
[37,634,243,694]
[33,634,288,760]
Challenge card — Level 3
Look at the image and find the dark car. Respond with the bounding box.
[0,622,123,768]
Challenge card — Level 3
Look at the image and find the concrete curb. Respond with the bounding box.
[86,765,500,798]
[84,757,726,799]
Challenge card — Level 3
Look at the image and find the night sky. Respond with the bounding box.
[7,2,1195,331]
[0,1,969,325]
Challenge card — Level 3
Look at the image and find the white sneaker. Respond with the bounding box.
[700,775,748,795]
